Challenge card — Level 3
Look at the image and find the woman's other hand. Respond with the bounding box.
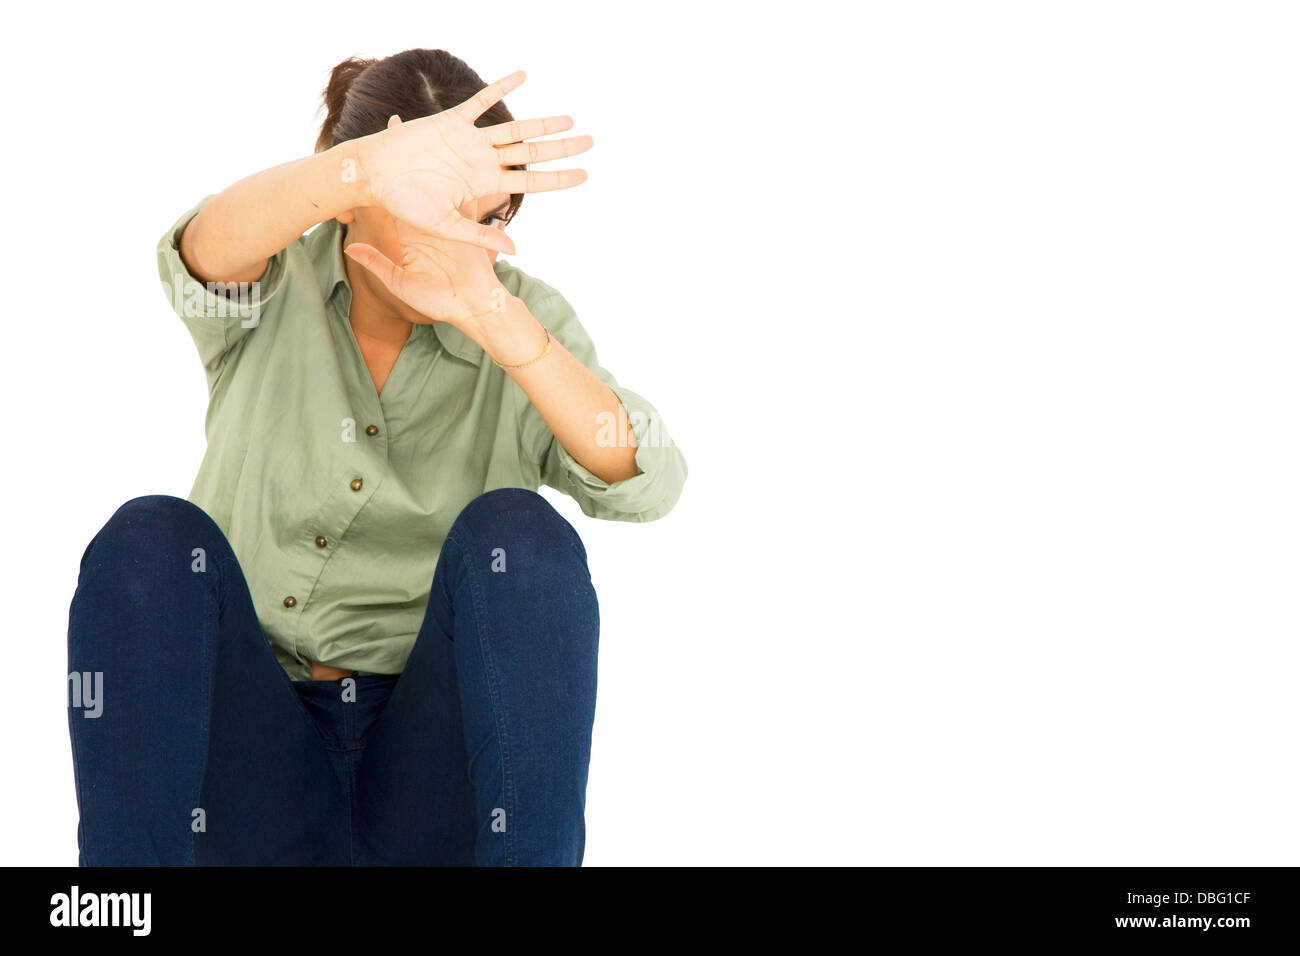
[344,217,509,332]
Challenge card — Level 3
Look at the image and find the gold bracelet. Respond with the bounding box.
[492,324,552,370]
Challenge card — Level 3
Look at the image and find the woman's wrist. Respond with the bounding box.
[330,137,378,207]
[474,295,550,367]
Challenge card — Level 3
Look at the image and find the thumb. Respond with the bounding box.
[343,242,403,293]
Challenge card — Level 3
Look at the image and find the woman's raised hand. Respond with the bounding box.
[354,71,591,255]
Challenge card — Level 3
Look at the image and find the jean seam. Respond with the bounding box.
[449,525,516,866]
[347,749,358,867]
[68,573,91,866]
[189,539,224,867]
[67,648,91,866]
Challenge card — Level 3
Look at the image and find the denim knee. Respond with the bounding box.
[448,488,588,565]
[72,496,229,658]
[442,490,598,672]
[78,495,231,610]
[84,495,217,565]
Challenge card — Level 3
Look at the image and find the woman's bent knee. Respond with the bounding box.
[71,496,230,659]
[449,488,587,563]
[83,495,221,568]
[75,495,231,615]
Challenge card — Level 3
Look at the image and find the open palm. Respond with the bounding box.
[358,71,592,255]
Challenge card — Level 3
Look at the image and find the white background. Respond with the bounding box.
[3,0,1297,865]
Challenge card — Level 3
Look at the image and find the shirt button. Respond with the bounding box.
[350,478,363,492]
[365,424,378,436]
[315,535,328,548]
[283,596,297,608]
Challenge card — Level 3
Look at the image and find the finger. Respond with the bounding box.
[342,242,403,293]
[387,114,402,128]
[484,115,574,146]
[499,167,589,194]
[454,70,526,122]
[422,212,518,256]
[495,134,593,167]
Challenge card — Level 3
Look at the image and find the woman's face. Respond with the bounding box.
[339,192,512,323]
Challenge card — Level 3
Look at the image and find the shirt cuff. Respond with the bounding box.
[549,384,688,522]
[157,193,289,374]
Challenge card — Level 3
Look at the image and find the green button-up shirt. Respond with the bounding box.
[156,194,687,681]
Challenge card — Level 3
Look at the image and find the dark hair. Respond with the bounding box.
[316,49,523,224]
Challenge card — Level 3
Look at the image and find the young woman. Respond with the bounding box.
[66,49,687,867]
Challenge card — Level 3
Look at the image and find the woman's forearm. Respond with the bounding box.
[180,139,372,286]
[486,295,639,484]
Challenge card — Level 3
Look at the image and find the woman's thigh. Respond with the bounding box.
[354,488,599,866]
[352,611,478,865]
[68,494,350,865]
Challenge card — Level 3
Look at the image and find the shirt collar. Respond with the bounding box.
[311,218,487,366]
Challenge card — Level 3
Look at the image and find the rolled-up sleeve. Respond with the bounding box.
[156,193,290,393]
[518,289,688,522]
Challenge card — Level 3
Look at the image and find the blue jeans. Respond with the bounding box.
[66,488,600,866]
